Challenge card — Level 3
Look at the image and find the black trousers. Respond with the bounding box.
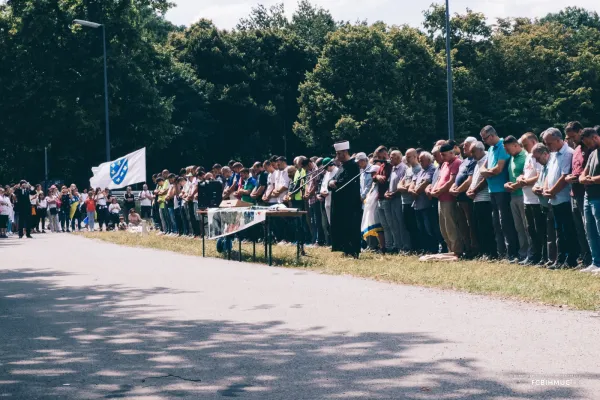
[402,204,420,252]
[472,201,497,258]
[97,207,108,229]
[174,208,184,235]
[292,199,311,244]
[320,201,330,245]
[524,204,544,262]
[141,206,152,219]
[490,192,519,259]
[551,202,579,266]
[188,202,200,236]
[18,210,31,237]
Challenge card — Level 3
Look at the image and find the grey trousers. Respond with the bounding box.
[378,199,395,250]
[510,195,530,259]
[390,197,411,251]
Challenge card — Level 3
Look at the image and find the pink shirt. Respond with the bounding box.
[435,158,461,202]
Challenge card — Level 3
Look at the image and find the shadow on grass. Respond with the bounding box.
[0,269,592,399]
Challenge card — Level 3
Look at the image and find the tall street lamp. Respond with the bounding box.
[445,0,455,140]
[73,19,111,161]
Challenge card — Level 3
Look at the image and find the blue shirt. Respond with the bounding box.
[360,166,374,202]
[546,142,573,205]
[388,163,407,195]
[486,138,511,193]
[455,157,476,202]
[412,164,436,210]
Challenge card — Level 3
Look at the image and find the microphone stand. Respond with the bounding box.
[334,170,366,193]
[288,159,335,196]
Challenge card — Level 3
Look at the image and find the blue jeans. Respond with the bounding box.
[167,207,178,234]
[584,198,600,267]
[159,207,171,233]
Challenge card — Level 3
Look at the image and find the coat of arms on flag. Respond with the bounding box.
[110,158,129,185]
[90,148,146,190]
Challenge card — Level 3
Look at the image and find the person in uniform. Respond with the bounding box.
[328,141,362,258]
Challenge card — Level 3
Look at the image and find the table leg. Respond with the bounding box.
[201,214,205,258]
[264,219,268,260]
[227,237,231,261]
[296,216,300,264]
[268,217,273,266]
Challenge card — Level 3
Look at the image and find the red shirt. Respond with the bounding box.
[375,163,392,200]
[435,157,462,202]
[85,198,96,212]
[571,145,590,198]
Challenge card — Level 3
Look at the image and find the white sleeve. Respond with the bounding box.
[281,173,290,189]
[320,173,329,193]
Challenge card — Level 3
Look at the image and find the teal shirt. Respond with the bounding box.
[486,138,511,193]
[242,177,257,204]
[508,150,527,197]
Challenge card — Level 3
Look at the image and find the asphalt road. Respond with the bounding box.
[1,233,599,399]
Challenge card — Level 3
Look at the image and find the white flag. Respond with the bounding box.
[89,148,146,190]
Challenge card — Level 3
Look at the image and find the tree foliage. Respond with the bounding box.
[2,1,600,185]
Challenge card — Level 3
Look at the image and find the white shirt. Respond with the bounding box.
[469,155,491,203]
[80,193,88,203]
[275,168,290,203]
[523,153,542,205]
[97,194,107,206]
[30,195,38,206]
[39,199,48,209]
[320,167,339,208]
[0,195,12,216]
[109,204,121,214]
[189,178,199,203]
[47,194,58,208]
[267,171,279,204]
[139,190,152,206]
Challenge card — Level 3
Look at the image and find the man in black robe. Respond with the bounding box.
[15,180,36,239]
[328,141,362,258]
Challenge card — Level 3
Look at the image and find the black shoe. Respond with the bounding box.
[26,235,33,239]
[19,235,23,239]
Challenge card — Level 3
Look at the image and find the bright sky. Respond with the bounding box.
[165,0,600,29]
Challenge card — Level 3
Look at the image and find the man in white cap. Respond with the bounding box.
[328,140,362,258]
[355,152,372,203]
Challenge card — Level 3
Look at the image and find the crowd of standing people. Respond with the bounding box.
[4,123,600,274]
[0,183,144,238]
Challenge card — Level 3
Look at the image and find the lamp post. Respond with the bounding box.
[73,19,111,161]
[445,0,455,140]
[44,145,49,192]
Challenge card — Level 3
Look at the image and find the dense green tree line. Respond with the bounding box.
[2,1,600,185]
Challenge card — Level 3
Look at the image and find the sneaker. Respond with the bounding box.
[580,265,600,273]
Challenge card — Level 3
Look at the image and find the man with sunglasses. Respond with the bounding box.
[479,125,519,262]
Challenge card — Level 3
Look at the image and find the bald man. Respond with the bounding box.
[383,150,410,252]
[398,148,421,252]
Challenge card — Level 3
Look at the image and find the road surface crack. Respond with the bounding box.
[142,374,202,383]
